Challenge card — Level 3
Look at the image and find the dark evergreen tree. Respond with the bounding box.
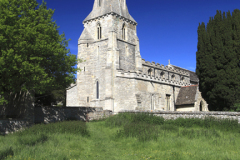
[196,9,240,111]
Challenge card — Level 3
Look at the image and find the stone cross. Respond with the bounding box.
[168,59,170,65]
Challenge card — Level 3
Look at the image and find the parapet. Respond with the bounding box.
[116,69,191,87]
[141,59,190,76]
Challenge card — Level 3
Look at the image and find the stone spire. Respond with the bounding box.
[84,0,136,23]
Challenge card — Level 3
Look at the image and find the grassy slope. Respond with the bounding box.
[0,116,240,160]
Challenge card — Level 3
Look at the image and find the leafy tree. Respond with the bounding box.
[0,0,79,105]
[196,9,240,111]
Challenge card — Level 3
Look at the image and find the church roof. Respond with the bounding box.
[84,0,137,23]
[175,85,198,105]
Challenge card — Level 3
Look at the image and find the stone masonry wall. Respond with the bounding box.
[66,84,78,106]
[1,107,112,135]
[0,120,30,135]
[34,106,112,124]
[118,40,135,71]
[120,110,240,123]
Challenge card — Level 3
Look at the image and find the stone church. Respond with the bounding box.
[66,0,209,113]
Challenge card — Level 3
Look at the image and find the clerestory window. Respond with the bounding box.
[148,68,152,76]
[181,76,185,82]
[160,71,165,79]
[97,23,102,40]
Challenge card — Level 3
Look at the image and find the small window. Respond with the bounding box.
[160,72,165,79]
[97,23,102,40]
[181,77,185,82]
[98,0,101,7]
[87,97,89,103]
[84,67,85,72]
[96,81,99,99]
[166,94,171,111]
[87,43,89,47]
[171,74,175,80]
[122,24,126,40]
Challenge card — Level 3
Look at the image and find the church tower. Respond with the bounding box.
[77,0,142,110]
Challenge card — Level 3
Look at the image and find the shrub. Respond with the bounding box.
[105,113,133,128]
[0,147,14,160]
[231,102,240,112]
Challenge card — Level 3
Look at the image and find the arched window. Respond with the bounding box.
[97,23,102,40]
[96,81,99,99]
[122,23,126,40]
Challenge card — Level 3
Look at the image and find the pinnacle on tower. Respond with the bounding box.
[84,0,136,23]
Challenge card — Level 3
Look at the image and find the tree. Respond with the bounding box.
[196,9,240,111]
[0,0,79,105]
[35,89,67,107]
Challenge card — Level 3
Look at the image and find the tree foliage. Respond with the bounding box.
[196,9,240,111]
[0,0,79,105]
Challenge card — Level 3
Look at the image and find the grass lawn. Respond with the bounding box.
[0,113,240,160]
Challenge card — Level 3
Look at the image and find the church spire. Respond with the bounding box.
[84,0,136,24]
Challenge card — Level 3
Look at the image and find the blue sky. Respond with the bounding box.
[36,0,240,72]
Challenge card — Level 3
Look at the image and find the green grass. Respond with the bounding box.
[0,113,240,160]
